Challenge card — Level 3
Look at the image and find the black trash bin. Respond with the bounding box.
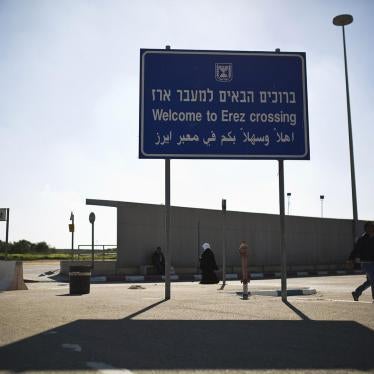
[69,265,91,295]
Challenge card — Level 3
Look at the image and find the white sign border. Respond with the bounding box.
[140,50,309,159]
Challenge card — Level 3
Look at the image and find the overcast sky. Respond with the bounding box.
[0,0,373,248]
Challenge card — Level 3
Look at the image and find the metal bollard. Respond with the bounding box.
[239,241,249,300]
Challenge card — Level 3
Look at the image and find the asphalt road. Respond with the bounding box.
[22,260,61,282]
[0,262,373,374]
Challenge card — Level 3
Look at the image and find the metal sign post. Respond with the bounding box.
[164,45,172,301]
[69,212,75,259]
[279,160,287,302]
[5,208,9,259]
[0,208,9,259]
[221,199,227,288]
[89,212,96,269]
[275,48,287,302]
[197,220,201,269]
[165,157,171,300]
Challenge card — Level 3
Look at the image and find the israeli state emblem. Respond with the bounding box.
[215,63,233,82]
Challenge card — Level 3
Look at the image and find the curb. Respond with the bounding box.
[236,287,317,297]
[89,269,363,283]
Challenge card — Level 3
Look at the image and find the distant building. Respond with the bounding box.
[86,199,362,274]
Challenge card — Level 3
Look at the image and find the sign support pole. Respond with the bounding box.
[5,208,9,260]
[197,220,200,271]
[221,199,227,289]
[89,212,96,269]
[91,221,94,269]
[71,213,74,259]
[274,48,287,302]
[278,160,287,302]
[165,158,171,300]
[164,43,172,301]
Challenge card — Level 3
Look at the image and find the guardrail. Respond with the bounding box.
[73,245,117,261]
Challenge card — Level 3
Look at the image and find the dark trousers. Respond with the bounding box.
[354,263,374,299]
[355,277,373,298]
[154,263,164,275]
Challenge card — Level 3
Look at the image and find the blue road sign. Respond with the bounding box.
[139,49,309,159]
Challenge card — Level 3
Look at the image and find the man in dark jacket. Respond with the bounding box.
[349,221,374,301]
[152,246,165,275]
[199,242,219,284]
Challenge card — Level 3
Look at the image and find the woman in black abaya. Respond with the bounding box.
[199,242,219,284]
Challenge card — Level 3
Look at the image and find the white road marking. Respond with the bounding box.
[293,297,373,304]
[324,298,373,304]
[86,361,133,374]
[61,343,82,352]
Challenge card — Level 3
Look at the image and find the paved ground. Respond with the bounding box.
[0,261,373,374]
[22,260,61,282]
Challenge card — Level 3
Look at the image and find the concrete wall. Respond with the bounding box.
[113,201,362,270]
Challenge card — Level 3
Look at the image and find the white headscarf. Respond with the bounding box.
[201,242,211,251]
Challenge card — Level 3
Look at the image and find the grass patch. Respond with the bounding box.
[77,254,117,261]
[0,253,72,261]
[0,252,117,261]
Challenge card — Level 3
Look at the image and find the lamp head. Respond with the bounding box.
[89,212,96,224]
[333,14,353,26]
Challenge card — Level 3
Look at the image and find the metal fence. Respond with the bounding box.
[72,244,117,261]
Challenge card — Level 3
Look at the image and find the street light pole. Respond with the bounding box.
[287,193,291,215]
[89,212,96,269]
[320,195,325,218]
[333,14,358,240]
[69,212,75,259]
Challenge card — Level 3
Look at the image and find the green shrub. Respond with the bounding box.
[0,239,55,254]
[32,241,53,253]
[11,240,33,253]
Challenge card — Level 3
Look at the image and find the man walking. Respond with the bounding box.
[349,221,374,302]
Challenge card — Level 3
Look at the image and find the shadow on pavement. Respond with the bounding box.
[283,300,311,320]
[124,300,166,319]
[1,317,373,371]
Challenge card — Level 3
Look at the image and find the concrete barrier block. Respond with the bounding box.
[0,261,28,291]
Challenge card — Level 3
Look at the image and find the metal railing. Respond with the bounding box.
[73,244,117,261]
